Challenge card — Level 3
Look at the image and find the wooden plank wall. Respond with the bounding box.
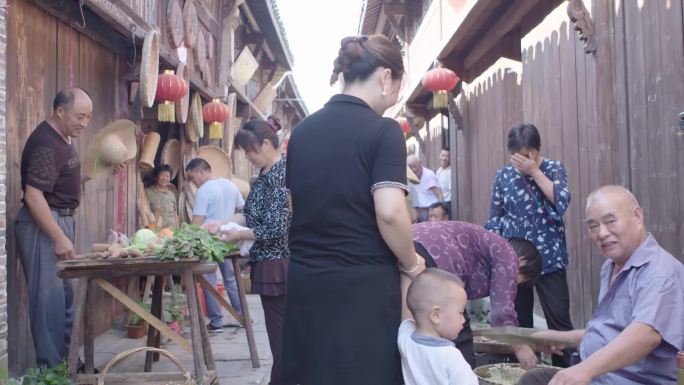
[456,60,523,226]
[513,0,682,326]
[6,0,134,372]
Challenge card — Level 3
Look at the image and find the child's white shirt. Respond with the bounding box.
[397,319,478,385]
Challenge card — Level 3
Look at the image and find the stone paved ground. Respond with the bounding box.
[90,294,271,385]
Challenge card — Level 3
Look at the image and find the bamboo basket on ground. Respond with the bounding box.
[96,347,199,385]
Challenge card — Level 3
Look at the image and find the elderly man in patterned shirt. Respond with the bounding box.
[527,185,684,385]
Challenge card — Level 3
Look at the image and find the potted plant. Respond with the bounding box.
[126,301,150,339]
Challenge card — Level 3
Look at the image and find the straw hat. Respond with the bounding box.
[84,120,137,180]
[198,145,231,179]
[229,176,250,199]
[160,139,181,179]
[139,132,161,172]
[139,30,159,108]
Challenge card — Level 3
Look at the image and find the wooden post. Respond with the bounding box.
[84,280,96,374]
[182,271,207,382]
[68,278,88,378]
[232,256,260,368]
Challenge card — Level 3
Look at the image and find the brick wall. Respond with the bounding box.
[0,6,8,370]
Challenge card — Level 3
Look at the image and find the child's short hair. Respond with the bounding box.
[407,268,465,315]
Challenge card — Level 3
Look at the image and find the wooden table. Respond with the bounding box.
[58,257,220,384]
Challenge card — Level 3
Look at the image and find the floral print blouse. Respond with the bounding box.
[485,158,571,274]
[145,186,177,228]
[242,156,290,263]
[413,221,519,327]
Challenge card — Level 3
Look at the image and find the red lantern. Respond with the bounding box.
[421,67,459,109]
[203,99,229,139]
[156,70,188,122]
[395,117,411,134]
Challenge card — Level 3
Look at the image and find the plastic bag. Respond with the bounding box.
[107,230,130,247]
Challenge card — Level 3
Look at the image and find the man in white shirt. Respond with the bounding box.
[187,158,245,333]
[436,148,452,218]
[407,155,443,222]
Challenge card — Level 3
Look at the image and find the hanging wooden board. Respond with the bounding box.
[167,0,184,48]
[140,30,160,108]
[231,47,258,89]
[182,0,199,48]
[202,62,212,87]
[194,29,207,73]
[175,62,190,123]
[252,83,277,113]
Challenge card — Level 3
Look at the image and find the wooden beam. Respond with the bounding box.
[386,15,405,41]
[194,0,219,38]
[219,1,239,89]
[383,3,405,16]
[462,0,540,69]
[244,32,264,45]
[81,0,223,98]
[93,278,193,353]
[197,276,244,325]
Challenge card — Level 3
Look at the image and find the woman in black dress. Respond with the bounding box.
[281,35,425,385]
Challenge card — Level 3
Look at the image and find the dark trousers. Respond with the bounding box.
[515,268,574,367]
[454,314,475,368]
[15,207,75,367]
[262,294,286,385]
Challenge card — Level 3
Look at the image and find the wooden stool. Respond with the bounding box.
[57,258,219,384]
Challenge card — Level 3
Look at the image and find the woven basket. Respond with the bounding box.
[474,363,559,385]
[97,347,192,385]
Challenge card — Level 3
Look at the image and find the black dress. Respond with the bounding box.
[282,95,408,385]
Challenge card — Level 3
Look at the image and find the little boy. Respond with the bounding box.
[398,268,478,385]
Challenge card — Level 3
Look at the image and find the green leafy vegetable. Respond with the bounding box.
[157,224,237,262]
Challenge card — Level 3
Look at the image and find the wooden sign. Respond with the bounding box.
[231,47,258,89]
[252,83,277,113]
[182,0,199,48]
[167,0,184,48]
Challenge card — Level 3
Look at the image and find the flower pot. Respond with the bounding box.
[126,323,148,339]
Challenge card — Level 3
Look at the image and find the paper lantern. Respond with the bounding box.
[203,99,229,139]
[422,67,459,109]
[155,70,188,122]
[395,117,411,134]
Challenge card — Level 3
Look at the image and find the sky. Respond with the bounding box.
[275,0,365,113]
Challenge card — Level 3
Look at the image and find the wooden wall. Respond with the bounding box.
[449,0,684,327]
[6,0,134,372]
[450,60,523,225]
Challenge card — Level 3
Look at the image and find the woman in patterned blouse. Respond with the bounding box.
[485,123,574,367]
[213,118,290,385]
[413,220,542,369]
[145,164,179,228]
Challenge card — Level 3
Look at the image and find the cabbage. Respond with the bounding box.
[131,228,157,246]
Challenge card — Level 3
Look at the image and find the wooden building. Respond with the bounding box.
[3,0,307,373]
[361,0,684,327]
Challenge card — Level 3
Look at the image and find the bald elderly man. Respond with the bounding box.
[15,88,124,367]
[407,155,443,222]
[528,185,684,385]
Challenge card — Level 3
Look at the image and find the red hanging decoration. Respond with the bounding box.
[421,67,459,109]
[395,117,411,134]
[155,70,188,122]
[203,99,229,139]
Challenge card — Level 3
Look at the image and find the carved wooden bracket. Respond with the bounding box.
[567,0,597,53]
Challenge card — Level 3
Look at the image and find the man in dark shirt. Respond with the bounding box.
[15,87,121,367]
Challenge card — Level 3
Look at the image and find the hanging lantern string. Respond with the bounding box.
[126,25,137,68]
